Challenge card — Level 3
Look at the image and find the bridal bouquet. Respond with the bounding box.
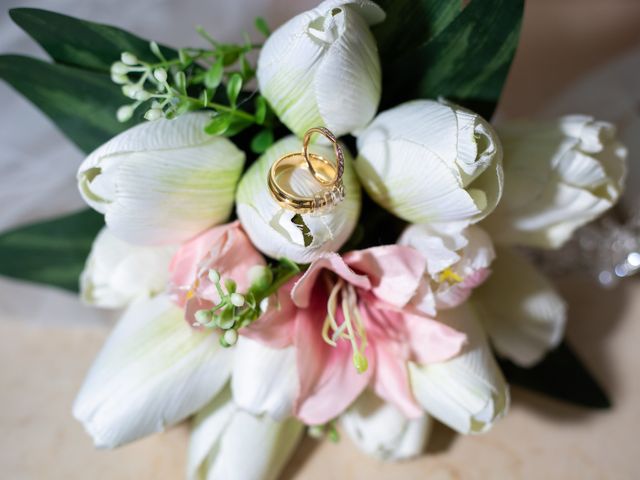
[0,1,626,478]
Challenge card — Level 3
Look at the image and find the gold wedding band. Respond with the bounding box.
[268,127,345,215]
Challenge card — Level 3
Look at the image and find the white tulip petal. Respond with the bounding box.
[409,305,509,434]
[80,227,176,308]
[236,136,360,263]
[189,389,304,480]
[313,6,381,135]
[341,390,431,461]
[356,100,503,224]
[486,116,627,249]
[257,0,383,137]
[78,113,245,245]
[73,295,233,448]
[472,247,566,367]
[231,336,298,421]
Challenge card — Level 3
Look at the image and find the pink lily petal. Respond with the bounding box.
[404,313,467,364]
[242,279,298,349]
[293,290,372,424]
[435,268,492,310]
[345,245,427,308]
[169,223,233,305]
[291,253,371,308]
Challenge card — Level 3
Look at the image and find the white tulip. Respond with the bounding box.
[80,227,176,308]
[409,304,509,435]
[73,295,233,448]
[231,336,299,421]
[257,0,385,137]
[472,247,567,367]
[188,388,304,480]
[355,99,503,225]
[483,115,627,249]
[399,222,495,315]
[341,390,431,461]
[77,113,245,245]
[236,136,361,263]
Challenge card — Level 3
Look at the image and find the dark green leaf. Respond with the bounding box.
[174,71,187,94]
[254,96,267,124]
[9,8,176,72]
[226,73,243,107]
[204,61,224,90]
[382,0,524,119]
[204,113,231,135]
[373,0,461,61]
[250,129,274,154]
[0,54,138,153]
[255,16,270,37]
[240,55,254,80]
[0,209,103,292]
[500,341,611,409]
[223,116,253,137]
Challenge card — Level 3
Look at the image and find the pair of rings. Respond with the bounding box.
[268,127,345,215]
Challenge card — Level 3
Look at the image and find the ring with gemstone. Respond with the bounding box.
[268,127,345,215]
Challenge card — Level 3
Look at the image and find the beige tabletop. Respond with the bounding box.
[2,1,640,479]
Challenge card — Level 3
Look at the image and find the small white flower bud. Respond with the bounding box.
[134,90,152,101]
[153,68,168,83]
[248,265,273,291]
[111,73,129,85]
[122,84,141,99]
[194,309,213,325]
[120,52,138,66]
[308,425,324,439]
[116,105,134,122]
[208,269,220,283]
[111,61,129,75]
[223,329,238,346]
[230,293,245,307]
[144,108,163,121]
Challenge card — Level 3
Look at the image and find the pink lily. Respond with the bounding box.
[247,245,467,425]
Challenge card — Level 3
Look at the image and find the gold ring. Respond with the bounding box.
[268,128,345,215]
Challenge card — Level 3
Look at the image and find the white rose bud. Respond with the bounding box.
[355,99,504,225]
[77,113,245,245]
[80,227,176,308]
[483,115,627,249]
[236,136,361,263]
[257,0,385,137]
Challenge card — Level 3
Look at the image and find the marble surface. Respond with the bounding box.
[1,0,640,479]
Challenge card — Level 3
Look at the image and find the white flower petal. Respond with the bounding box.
[409,305,509,434]
[341,390,431,461]
[355,100,503,224]
[236,136,361,263]
[73,295,232,448]
[78,113,245,245]
[257,0,383,137]
[485,115,627,249]
[231,336,298,421]
[472,247,567,367]
[189,388,304,480]
[80,227,176,308]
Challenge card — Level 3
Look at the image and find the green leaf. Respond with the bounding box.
[226,73,243,107]
[250,129,274,154]
[255,16,270,37]
[223,116,253,137]
[0,209,103,292]
[240,55,254,80]
[500,341,611,409]
[204,61,224,90]
[254,96,267,124]
[0,54,138,153]
[204,113,231,135]
[9,8,176,72]
[381,0,524,119]
[373,0,461,61]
